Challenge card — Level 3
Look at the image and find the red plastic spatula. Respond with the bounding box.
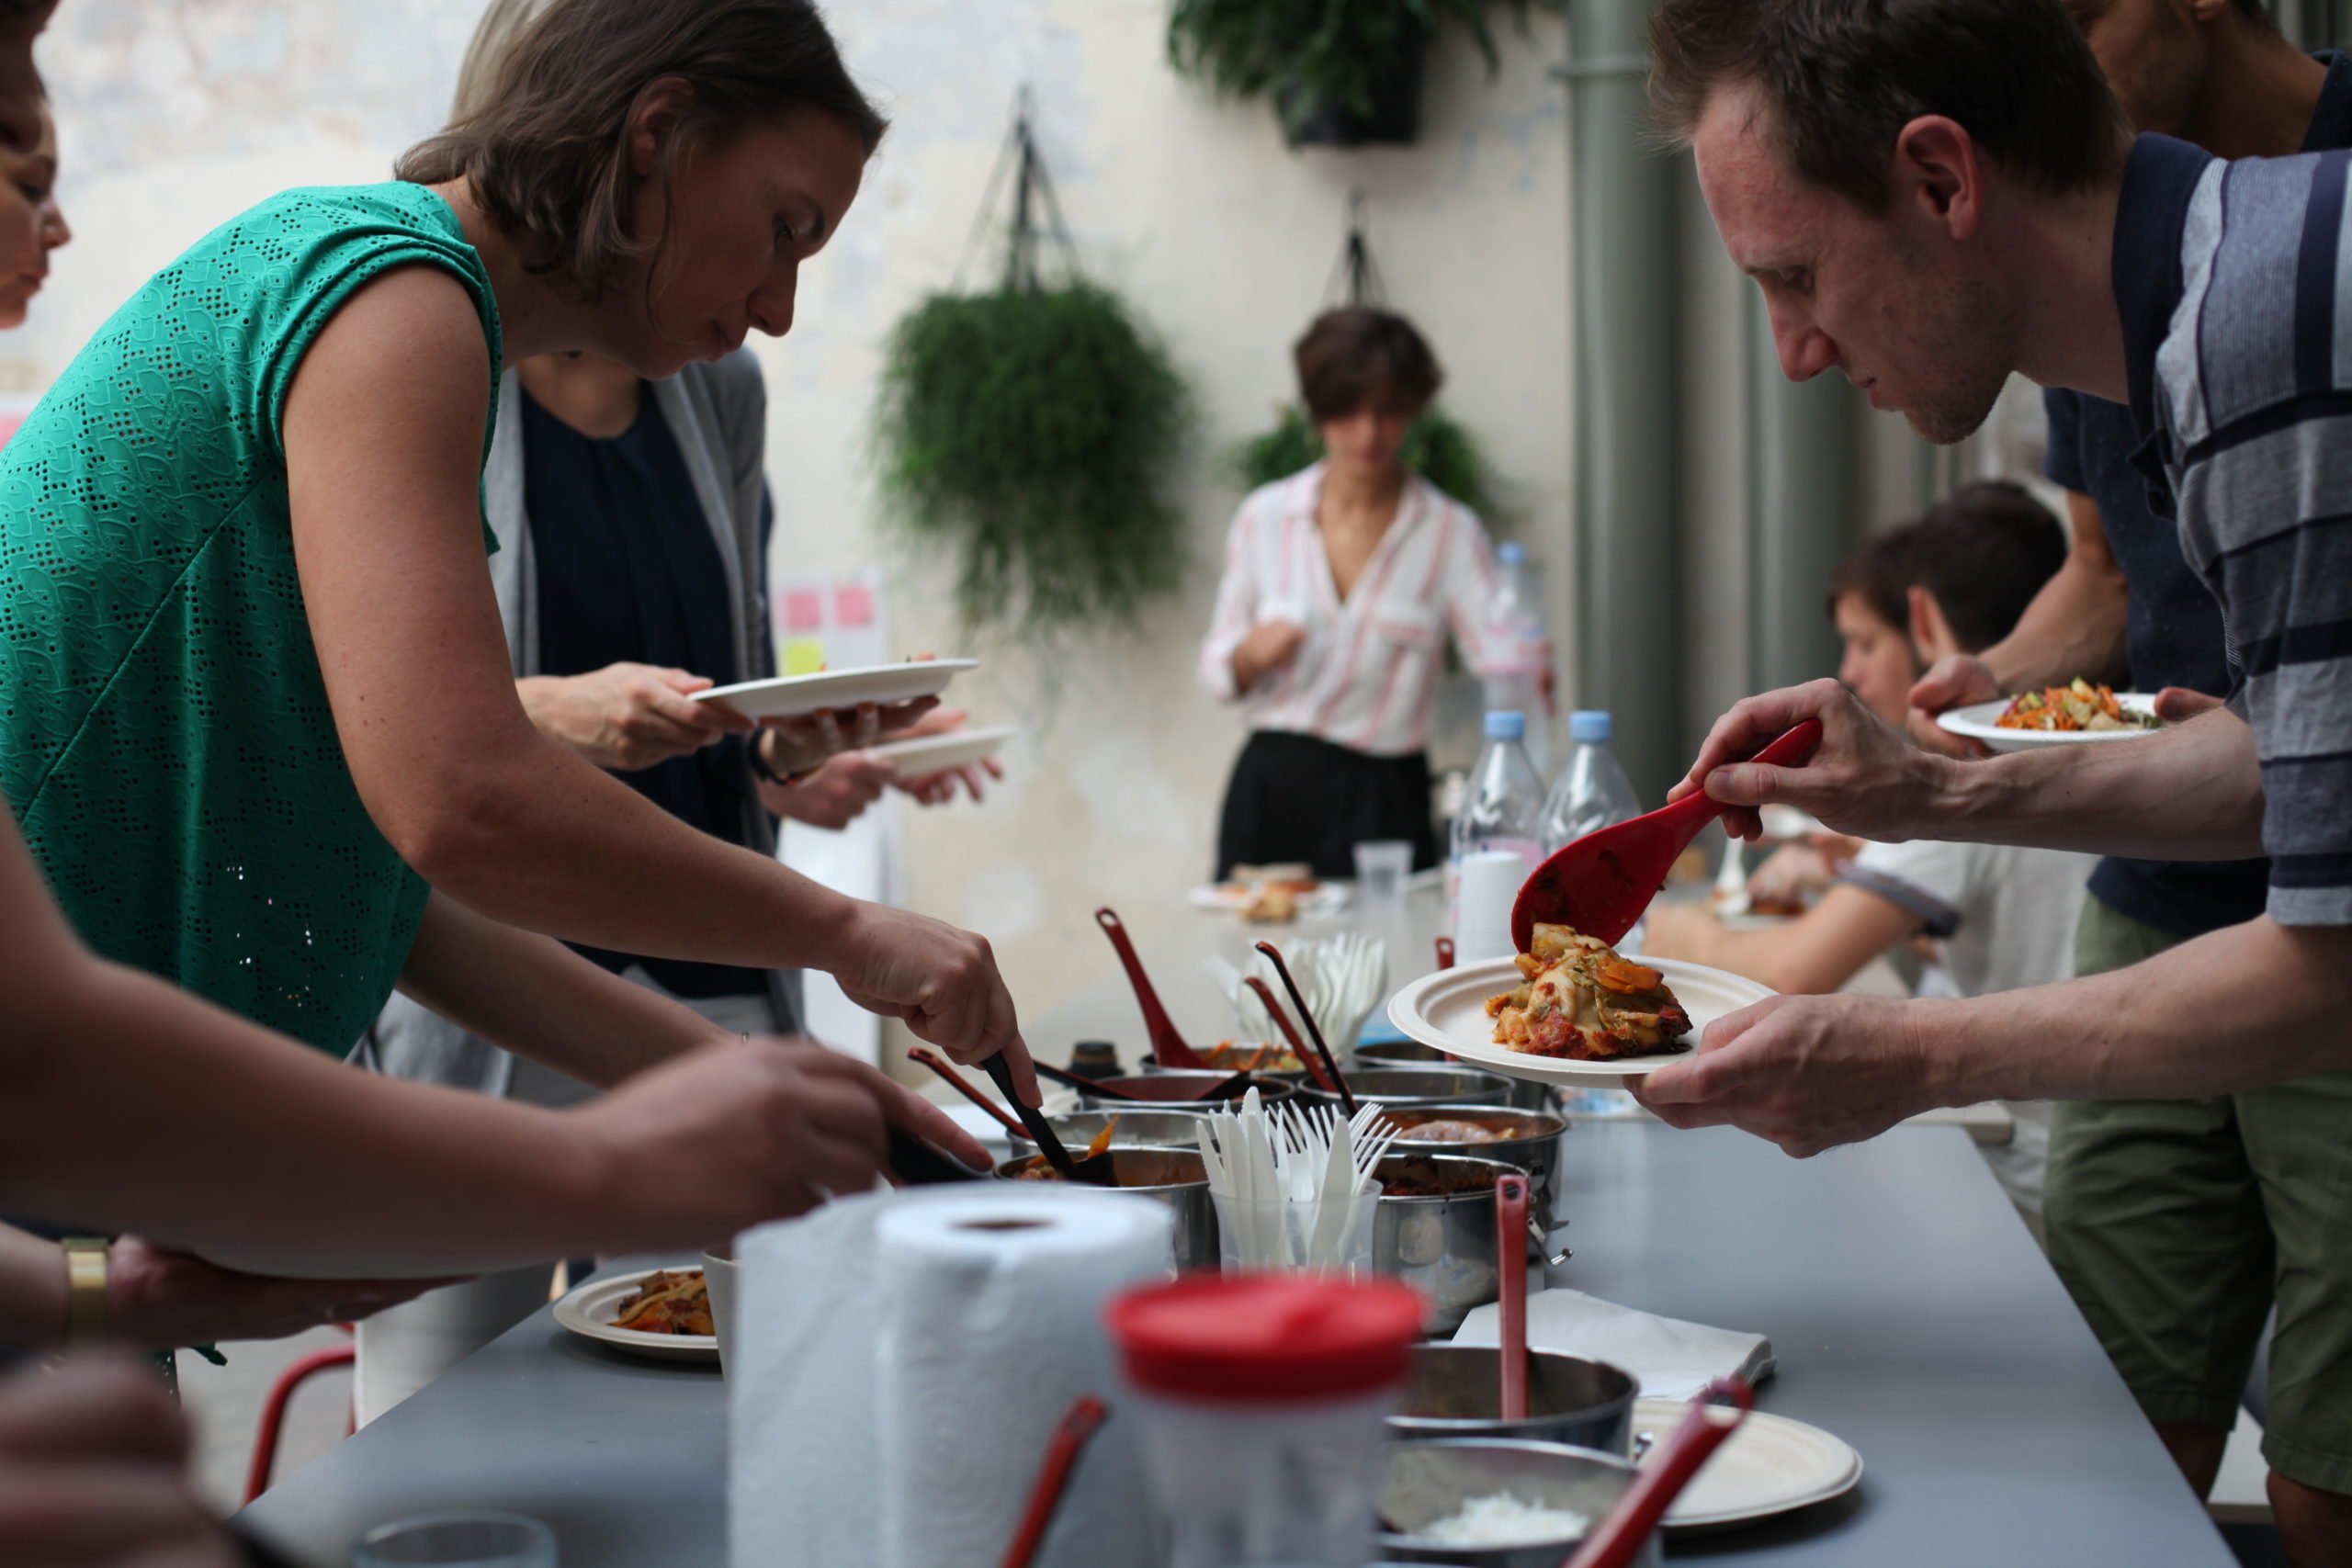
[1512,721,1823,953]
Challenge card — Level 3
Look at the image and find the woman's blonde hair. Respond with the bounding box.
[401,0,887,304]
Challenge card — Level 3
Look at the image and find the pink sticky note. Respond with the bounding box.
[834,584,875,629]
[783,589,826,633]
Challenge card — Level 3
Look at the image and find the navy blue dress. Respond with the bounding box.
[524,382,770,999]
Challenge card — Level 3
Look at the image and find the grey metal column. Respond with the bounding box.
[1747,291,1858,691]
[1566,0,1682,805]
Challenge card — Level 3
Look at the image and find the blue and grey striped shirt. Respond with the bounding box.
[2118,132,2352,926]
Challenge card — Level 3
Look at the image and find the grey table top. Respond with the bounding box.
[240,892,2235,1566]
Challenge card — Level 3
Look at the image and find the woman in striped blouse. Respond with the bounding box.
[1199,307,1504,879]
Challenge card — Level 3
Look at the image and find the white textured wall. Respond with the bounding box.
[23,1,1572,1034]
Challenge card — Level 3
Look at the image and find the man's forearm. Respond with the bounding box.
[1977,548,2131,694]
[1917,917,2352,1104]
[1932,707,2266,859]
[396,894,737,1089]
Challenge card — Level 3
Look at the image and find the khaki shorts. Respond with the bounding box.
[2042,895,2352,1495]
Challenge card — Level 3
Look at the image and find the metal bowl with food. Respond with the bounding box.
[1383,1105,1567,1224]
[991,1146,1216,1269]
[1377,1438,1656,1568]
[1389,1345,1637,1457]
[1359,1041,1558,1113]
[1374,1153,1519,1331]
[1298,1066,1511,1111]
[1007,1111,1208,1150]
[1142,1042,1311,1079]
[1077,1071,1298,1112]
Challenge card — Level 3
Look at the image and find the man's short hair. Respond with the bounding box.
[1905,481,2067,651]
[1649,0,2129,213]
[1294,307,1443,423]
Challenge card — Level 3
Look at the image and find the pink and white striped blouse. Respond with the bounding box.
[1198,462,1502,758]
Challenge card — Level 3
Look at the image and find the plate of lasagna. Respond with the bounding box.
[1385,923,1775,1089]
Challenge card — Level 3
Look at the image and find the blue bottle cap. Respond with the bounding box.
[1496,542,1527,566]
[1569,710,1612,743]
[1486,710,1527,740]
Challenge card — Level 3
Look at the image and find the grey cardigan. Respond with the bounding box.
[363,350,801,1097]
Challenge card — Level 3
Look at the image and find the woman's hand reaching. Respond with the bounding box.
[520,663,746,773]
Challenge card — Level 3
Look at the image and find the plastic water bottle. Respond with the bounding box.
[1450,711,1547,961]
[1540,710,1649,1117]
[1540,710,1643,854]
[1480,543,1555,774]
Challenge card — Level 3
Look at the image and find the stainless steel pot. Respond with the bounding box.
[1376,1438,1658,1568]
[1077,1071,1296,1113]
[1388,1345,1638,1457]
[1297,1067,1511,1111]
[1359,1041,1556,1113]
[1381,1105,1567,1226]
[1007,1111,1208,1149]
[990,1146,1216,1269]
[1374,1154,1518,1332]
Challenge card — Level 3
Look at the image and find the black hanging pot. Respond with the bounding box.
[1276,22,1429,147]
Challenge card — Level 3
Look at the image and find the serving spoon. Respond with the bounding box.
[1095,907,1212,1069]
[1512,721,1822,952]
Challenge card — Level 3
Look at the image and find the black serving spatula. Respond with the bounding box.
[983,1054,1117,1186]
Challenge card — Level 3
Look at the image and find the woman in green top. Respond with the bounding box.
[0,0,1035,1101]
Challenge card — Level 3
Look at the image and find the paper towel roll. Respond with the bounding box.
[1455,847,1528,964]
[729,1188,1175,1568]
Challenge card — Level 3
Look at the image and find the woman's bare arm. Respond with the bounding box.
[0,808,986,1272]
[279,265,1030,1093]
[1644,886,1922,997]
[396,892,735,1088]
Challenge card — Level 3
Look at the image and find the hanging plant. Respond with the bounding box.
[1234,193,1511,524]
[874,98,1192,638]
[1166,0,1564,147]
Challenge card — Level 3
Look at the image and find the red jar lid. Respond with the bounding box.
[1105,1274,1426,1404]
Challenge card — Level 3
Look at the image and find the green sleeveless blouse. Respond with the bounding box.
[0,184,502,1055]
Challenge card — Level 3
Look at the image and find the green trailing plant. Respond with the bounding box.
[1167,0,1564,142]
[877,284,1190,635]
[1232,402,1507,524]
[873,97,1192,639]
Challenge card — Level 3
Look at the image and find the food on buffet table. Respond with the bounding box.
[1416,1492,1591,1548]
[1010,1142,1206,1188]
[1996,677,2161,733]
[610,1269,712,1336]
[1396,1116,1516,1144]
[1201,1040,1305,1073]
[1378,1156,1503,1199]
[1485,923,1692,1061]
[1239,884,1299,923]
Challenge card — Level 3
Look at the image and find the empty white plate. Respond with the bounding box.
[692,660,978,722]
[1383,955,1774,1089]
[1936,694,2165,752]
[865,723,1016,774]
[1634,1397,1863,1530]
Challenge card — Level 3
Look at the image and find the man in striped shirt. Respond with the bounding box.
[1640,0,2352,1553]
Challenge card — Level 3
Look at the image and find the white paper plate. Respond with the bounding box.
[554,1268,718,1364]
[1384,955,1775,1089]
[691,660,978,721]
[1936,694,2165,752]
[1634,1397,1862,1530]
[865,723,1017,774]
[1187,882,1351,915]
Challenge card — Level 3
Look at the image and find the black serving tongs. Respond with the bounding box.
[983,1054,1117,1186]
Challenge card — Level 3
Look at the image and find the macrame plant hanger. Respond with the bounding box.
[1321,188,1388,309]
[955,86,1080,296]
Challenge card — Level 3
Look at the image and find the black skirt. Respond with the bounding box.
[1215,729,1439,881]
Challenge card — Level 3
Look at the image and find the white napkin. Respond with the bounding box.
[1452,1287,1775,1401]
[729,1187,1174,1568]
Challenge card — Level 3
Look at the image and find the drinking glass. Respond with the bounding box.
[1351,840,1412,908]
[353,1513,557,1568]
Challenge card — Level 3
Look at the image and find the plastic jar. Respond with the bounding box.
[1105,1273,1425,1568]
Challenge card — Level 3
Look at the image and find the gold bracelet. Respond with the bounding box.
[60,1237,108,1352]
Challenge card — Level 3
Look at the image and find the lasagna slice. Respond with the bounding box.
[1486,923,1692,1061]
